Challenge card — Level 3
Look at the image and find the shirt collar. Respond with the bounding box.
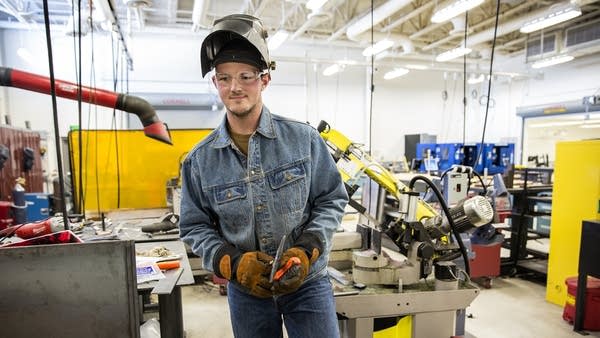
[211,106,276,149]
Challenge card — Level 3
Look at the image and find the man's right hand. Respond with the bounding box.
[213,244,274,298]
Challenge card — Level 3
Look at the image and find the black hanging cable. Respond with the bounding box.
[68,0,82,216]
[77,0,84,216]
[42,0,69,229]
[88,13,102,216]
[462,11,468,144]
[111,34,122,209]
[126,57,130,94]
[368,0,374,154]
[473,0,501,169]
[94,103,101,216]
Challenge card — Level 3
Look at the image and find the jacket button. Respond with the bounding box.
[226,192,232,198]
[261,237,268,244]
[256,205,263,211]
[285,173,291,180]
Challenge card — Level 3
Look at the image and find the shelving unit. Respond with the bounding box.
[501,167,554,277]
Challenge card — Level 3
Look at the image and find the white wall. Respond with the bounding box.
[1,27,600,181]
[369,53,600,163]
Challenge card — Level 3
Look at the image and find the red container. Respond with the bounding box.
[0,201,12,230]
[563,276,600,331]
[469,242,501,278]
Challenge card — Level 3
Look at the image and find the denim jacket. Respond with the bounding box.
[179,106,348,285]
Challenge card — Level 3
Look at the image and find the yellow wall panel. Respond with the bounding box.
[68,129,211,213]
[546,139,600,305]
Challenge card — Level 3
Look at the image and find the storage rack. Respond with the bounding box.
[501,167,554,277]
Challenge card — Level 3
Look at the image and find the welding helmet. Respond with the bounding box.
[200,14,275,77]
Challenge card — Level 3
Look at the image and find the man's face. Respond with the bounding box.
[212,62,270,119]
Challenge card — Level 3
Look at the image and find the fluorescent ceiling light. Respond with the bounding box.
[362,39,394,57]
[530,120,582,128]
[580,123,600,129]
[467,74,484,84]
[267,29,289,50]
[431,0,485,23]
[384,68,409,80]
[531,54,574,69]
[306,0,329,11]
[436,47,472,62]
[405,64,428,70]
[323,63,343,76]
[520,3,582,34]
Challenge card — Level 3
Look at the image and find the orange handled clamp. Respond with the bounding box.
[273,256,301,281]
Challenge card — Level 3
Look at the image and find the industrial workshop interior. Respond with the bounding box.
[1,0,600,337]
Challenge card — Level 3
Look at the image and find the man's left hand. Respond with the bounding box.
[272,246,319,295]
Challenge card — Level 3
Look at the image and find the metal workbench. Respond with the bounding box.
[136,240,195,338]
[334,277,479,338]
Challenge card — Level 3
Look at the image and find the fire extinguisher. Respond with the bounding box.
[11,177,27,225]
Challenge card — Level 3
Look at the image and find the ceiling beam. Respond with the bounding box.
[409,21,446,40]
[421,0,537,52]
[381,1,435,32]
[0,0,30,24]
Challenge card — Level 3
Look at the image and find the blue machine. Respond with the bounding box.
[462,143,494,174]
[24,193,51,222]
[489,143,515,174]
[414,142,514,175]
[437,143,464,172]
[415,143,438,171]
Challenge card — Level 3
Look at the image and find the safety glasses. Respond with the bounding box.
[214,70,267,87]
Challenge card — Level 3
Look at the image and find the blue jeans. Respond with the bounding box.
[227,275,340,338]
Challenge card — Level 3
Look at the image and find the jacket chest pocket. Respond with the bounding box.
[268,163,307,214]
[214,184,250,230]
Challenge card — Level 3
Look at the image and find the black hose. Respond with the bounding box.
[409,175,470,276]
[471,170,488,195]
[42,0,70,230]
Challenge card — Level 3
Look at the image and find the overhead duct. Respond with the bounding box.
[449,16,466,35]
[346,0,413,40]
[0,67,172,145]
[135,93,223,111]
[350,31,414,55]
[462,7,557,48]
[191,0,211,32]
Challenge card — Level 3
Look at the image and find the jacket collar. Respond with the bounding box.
[211,106,276,149]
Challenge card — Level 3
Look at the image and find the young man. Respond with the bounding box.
[179,14,348,338]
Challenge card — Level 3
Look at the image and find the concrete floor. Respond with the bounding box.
[177,276,600,338]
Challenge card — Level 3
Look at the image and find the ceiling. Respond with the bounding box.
[1,0,600,72]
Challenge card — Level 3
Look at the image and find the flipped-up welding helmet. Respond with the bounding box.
[200,14,275,77]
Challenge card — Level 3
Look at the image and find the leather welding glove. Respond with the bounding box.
[213,243,274,298]
[272,232,323,295]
